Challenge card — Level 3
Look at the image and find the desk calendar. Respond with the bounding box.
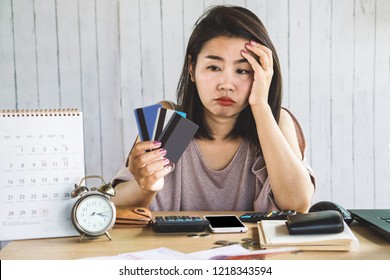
[0,109,85,240]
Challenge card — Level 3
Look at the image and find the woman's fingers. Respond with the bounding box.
[241,41,274,106]
[130,141,162,157]
[132,148,167,170]
[139,164,172,191]
[136,157,169,178]
[243,41,273,72]
[128,140,172,191]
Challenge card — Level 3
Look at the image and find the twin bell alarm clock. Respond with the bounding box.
[71,175,116,242]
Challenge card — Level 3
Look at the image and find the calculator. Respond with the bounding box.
[152,215,210,233]
[239,210,297,223]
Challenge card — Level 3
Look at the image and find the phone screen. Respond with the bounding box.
[204,215,246,228]
[204,215,248,233]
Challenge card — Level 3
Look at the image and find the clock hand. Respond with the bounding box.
[96,211,109,217]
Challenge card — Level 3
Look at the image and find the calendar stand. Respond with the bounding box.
[0,241,9,250]
[0,109,85,241]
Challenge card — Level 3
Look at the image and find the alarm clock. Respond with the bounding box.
[71,175,116,242]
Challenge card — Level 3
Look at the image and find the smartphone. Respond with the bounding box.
[203,215,248,233]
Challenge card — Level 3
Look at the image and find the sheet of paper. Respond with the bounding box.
[80,247,196,260]
[189,244,297,260]
[119,247,195,260]
[188,244,250,259]
[80,245,298,260]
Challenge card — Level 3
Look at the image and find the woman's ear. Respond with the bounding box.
[188,55,195,82]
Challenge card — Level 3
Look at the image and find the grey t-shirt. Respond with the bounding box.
[113,139,315,212]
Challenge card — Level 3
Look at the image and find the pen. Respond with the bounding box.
[266,211,276,217]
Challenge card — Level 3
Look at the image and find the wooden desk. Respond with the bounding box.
[1,211,389,260]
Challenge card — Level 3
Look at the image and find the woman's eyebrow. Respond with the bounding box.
[205,55,223,61]
[205,55,248,64]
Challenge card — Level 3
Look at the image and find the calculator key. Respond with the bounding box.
[152,215,209,233]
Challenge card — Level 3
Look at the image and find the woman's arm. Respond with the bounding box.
[251,104,314,213]
[112,139,172,207]
[112,179,157,208]
[242,41,314,212]
[112,101,176,207]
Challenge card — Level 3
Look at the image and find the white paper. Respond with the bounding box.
[81,247,194,260]
[79,245,297,260]
[188,244,250,259]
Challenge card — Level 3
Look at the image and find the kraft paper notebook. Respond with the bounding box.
[257,220,359,251]
[0,109,84,241]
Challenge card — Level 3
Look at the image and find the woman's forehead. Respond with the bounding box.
[198,36,254,63]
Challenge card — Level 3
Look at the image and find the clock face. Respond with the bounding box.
[73,194,115,235]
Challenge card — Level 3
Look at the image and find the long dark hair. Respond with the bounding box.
[176,5,283,156]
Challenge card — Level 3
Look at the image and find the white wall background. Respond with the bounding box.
[1,0,389,209]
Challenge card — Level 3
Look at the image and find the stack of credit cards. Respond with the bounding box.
[134,104,199,164]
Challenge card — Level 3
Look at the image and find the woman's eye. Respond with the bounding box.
[237,69,251,74]
[207,66,220,71]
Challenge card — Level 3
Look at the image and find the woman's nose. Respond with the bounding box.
[217,71,235,92]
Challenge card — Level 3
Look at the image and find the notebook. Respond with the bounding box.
[348,209,390,241]
[257,220,359,251]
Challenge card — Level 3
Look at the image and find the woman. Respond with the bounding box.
[112,5,315,213]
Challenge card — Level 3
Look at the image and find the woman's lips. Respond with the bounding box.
[216,97,235,106]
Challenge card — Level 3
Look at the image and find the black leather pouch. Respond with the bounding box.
[286,210,344,234]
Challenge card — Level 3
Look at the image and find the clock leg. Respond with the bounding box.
[105,231,112,241]
[79,234,85,242]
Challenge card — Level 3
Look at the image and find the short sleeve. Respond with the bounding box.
[111,164,134,188]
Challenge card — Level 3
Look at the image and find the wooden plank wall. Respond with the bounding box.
[1,0,389,208]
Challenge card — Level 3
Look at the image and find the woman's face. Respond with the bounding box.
[190,36,254,121]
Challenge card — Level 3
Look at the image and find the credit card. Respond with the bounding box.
[134,104,162,141]
[152,108,187,140]
[157,113,198,163]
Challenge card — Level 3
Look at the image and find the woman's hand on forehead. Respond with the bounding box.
[241,41,274,107]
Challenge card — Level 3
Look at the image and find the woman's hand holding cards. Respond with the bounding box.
[128,140,172,193]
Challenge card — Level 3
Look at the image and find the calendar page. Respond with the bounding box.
[0,109,84,240]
